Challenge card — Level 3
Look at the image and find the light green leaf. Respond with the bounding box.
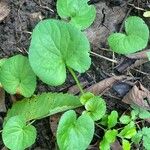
[131,110,137,120]
[143,11,150,17]
[2,115,36,150]
[108,16,149,54]
[104,129,118,144]
[99,139,110,150]
[131,131,143,144]
[5,93,82,122]
[83,96,106,121]
[147,52,150,61]
[0,55,36,97]
[131,105,150,119]
[80,92,94,105]
[142,127,150,150]
[119,115,131,124]
[56,110,94,150]
[118,121,136,139]
[56,0,96,30]
[29,19,91,86]
[122,139,131,150]
[108,111,118,128]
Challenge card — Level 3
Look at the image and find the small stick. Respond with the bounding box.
[90,51,118,63]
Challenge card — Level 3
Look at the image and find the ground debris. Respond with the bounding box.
[122,82,150,110]
[0,0,10,22]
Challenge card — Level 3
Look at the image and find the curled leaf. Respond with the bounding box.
[122,82,150,110]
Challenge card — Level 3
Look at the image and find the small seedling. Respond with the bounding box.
[56,0,96,30]
[108,16,149,54]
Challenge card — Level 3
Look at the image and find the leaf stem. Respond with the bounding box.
[68,67,84,95]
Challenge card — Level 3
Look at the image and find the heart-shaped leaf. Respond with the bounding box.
[29,19,91,86]
[56,110,94,150]
[83,96,106,121]
[2,115,36,150]
[0,55,36,97]
[108,16,149,54]
[56,0,96,30]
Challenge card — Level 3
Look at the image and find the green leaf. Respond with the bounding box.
[122,139,131,150]
[108,111,118,128]
[104,129,118,144]
[131,105,150,119]
[56,110,94,150]
[131,131,143,144]
[99,139,110,150]
[80,92,94,105]
[5,93,82,122]
[29,19,91,86]
[0,55,36,97]
[2,115,36,150]
[108,16,149,54]
[119,115,131,124]
[83,96,106,121]
[143,11,150,17]
[142,127,150,150]
[131,110,137,120]
[118,121,136,139]
[147,52,150,61]
[99,114,108,126]
[56,0,96,30]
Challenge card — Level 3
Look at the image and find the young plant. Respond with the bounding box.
[99,105,150,150]
[56,0,96,30]
[108,16,149,54]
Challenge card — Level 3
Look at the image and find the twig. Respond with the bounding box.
[90,51,118,63]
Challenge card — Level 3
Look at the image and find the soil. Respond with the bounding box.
[0,0,150,149]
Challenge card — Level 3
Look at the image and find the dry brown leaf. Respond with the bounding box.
[0,87,6,112]
[122,82,150,110]
[86,75,127,95]
[0,0,10,22]
[68,81,88,95]
[49,114,61,136]
[126,49,150,59]
[111,140,122,150]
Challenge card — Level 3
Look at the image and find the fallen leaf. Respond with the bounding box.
[111,140,122,150]
[68,82,88,95]
[86,75,127,95]
[0,0,10,22]
[0,87,6,112]
[126,49,150,59]
[49,114,61,136]
[122,82,150,110]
